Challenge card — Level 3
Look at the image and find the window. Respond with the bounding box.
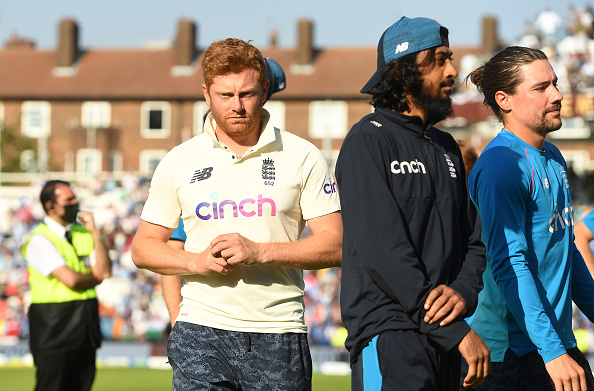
[264,101,286,130]
[308,101,348,139]
[109,150,123,172]
[560,149,590,176]
[20,150,36,172]
[139,149,167,175]
[81,102,111,128]
[141,102,171,138]
[76,148,102,175]
[193,101,210,135]
[21,101,51,138]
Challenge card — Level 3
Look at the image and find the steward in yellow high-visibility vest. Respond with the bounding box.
[22,222,102,355]
[23,180,111,391]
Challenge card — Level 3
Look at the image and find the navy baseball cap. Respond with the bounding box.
[264,57,286,102]
[361,16,449,94]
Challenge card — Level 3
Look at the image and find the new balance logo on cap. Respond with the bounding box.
[395,42,409,55]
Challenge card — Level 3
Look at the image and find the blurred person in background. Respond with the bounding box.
[336,16,489,390]
[131,38,341,390]
[456,139,479,180]
[467,46,594,391]
[21,180,111,391]
[574,208,594,278]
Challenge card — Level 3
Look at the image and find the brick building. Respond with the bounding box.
[0,17,592,179]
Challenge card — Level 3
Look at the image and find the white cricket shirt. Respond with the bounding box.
[141,110,340,333]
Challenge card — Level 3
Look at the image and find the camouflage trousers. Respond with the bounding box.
[167,321,312,391]
[474,348,594,391]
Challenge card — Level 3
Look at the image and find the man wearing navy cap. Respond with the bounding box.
[336,17,490,390]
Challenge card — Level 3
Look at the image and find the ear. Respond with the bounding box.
[262,79,270,101]
[495,90,512,112]
[202,84,211,107]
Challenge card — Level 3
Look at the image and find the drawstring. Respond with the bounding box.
[244,332,252,352]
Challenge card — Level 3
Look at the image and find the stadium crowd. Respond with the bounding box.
[456,5,594,100]
[1,4,594,357]
[0,174,346,351]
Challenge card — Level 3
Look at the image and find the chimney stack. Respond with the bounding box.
[57,19,79,67]
[174,19,196,66]
[5,34,35,50]
[481,16,498,55]
[296,19,313,65]
[270,28,278,48]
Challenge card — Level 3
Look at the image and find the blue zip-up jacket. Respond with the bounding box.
[336,108,486,363]
[469,129,594,363]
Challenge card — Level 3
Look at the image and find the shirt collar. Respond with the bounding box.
[376,108,432,138]
[43,216,69,238]
[203,109,277,152]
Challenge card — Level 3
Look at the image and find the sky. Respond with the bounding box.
[0,0,590,51]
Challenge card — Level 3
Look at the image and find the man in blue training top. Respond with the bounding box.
[467,46,594,391]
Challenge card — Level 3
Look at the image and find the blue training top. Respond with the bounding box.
[582,209,594,234]
[170,218,187,242]
[468,129,594,363]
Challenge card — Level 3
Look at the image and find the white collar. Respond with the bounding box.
[43,216,70,238]
[203,108,277,152]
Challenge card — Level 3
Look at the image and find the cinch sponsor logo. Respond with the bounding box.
[323,179,337,194]
[390,159,426,175]
[195,193,277,220]
[549,203,574,233]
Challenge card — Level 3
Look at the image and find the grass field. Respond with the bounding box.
[0,367,351,391]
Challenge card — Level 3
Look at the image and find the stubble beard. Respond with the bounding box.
[211,110,259,139]
[536,106,563,138]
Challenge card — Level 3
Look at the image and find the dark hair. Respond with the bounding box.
[368,47,438,112]
[201,38,266,90]
[40,180,70,212]
[465,46,548,121]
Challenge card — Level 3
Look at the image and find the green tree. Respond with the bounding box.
[1,126,36,172]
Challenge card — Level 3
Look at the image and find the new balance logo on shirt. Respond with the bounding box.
[190,167,213,184]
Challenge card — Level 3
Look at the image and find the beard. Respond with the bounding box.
[209,107,262,140]
[536,104,563,137]
[409,79,455,125]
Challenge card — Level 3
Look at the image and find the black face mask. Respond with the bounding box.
[60,203,80,224]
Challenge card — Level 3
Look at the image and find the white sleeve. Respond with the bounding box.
[140,152,182,228]
[26,235,67,277]
[300,145,341,221]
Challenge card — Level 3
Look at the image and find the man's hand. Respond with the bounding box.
[78,210,96,232]
[196,244,234,275]
[210,233,262,266]
[545,353,587,391]
[424,284,467,326]
[458,329,491,388]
